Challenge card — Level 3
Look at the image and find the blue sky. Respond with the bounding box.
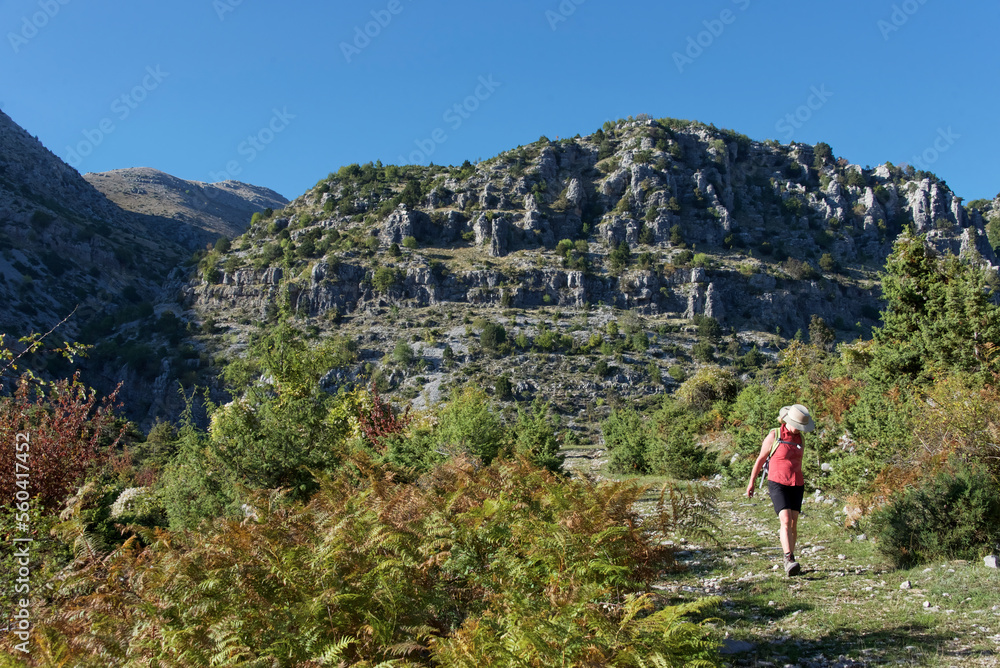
[2,0,998,203]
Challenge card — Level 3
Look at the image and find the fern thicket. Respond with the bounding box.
[8,455,720,666]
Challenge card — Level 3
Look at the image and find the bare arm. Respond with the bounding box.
[745,430,775,498]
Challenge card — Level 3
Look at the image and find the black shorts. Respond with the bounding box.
[768,480,804,515]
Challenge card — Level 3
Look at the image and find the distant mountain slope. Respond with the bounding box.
[0,109,180,339]
[85,168,288,250]
[0,110,288,424]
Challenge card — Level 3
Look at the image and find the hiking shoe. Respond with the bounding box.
[784,559,801,576]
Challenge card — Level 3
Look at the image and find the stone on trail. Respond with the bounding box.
[719,639,756,655]
[985,555,998,569]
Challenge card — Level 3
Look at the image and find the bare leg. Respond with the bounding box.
[778,509,799,557]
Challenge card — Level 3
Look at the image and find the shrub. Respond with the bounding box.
[433,386,505,464]
[165,326,364,524]
[867,459,1000,568]
[392,340,415,366]
[608,241,631,272]
[402,235,418,249]
[0,374,124,512]
[987,216,1000,251]
[494,374,513,400]
[646,400,717,480]
[480,322,506,351]
[510,399,564,473]
[734,346,767,372]
[372,267,400,292]
[693,314,721,341]
[675,366,741,412]
[691,340,715,363]
[603,408,650,473]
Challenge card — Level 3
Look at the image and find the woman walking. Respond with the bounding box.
[745,404,815,576]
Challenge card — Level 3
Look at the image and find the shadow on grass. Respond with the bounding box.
[657,550,988,666]
[725,623,988,666]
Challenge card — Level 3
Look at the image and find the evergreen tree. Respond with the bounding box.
[871,233,1000,385]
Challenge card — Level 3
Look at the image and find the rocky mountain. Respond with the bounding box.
[85,168,288,251]
[181,116,1000,425]
[0,108,178,342]
[0,109,286,421]
[4,108,999,428]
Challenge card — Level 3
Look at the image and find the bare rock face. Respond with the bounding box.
[381,205,417,245]
[473,213,510,257]
[379,205,434,246]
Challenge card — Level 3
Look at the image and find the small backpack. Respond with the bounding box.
[759,427,804,488]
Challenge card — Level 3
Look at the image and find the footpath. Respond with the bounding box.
[564,445,1000,667]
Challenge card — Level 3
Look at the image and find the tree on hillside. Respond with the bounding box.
[870,232,1000,385]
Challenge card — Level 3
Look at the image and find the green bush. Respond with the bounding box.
[693,314,721,341]
[608,241,631,273]
[646,400,716,480]
[510,399,564,473]
[480,322,506,351]
[867,459,1000,568]
[392,340,415,366]
[494,374,513,400]
[372,266,399,292]
[433,386,505,464]
[603,408,650,474]
[691,340,715,363]
[675,366,741,412]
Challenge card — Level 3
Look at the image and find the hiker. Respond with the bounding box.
[745,404,815,576]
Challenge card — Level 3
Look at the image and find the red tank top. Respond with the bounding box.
[768,424,804,486]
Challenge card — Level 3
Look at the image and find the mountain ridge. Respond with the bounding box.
[179,116,1000,422]
[4,109,1000,426]
[84,167,288,250]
